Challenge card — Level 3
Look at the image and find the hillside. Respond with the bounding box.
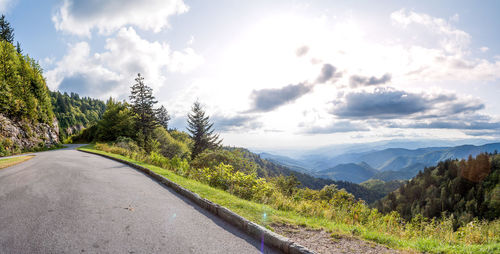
[315,162,377,183]
[0,40,59,155]
[375,153,500,227]
[50,91,106,139]
[226,148,384,203]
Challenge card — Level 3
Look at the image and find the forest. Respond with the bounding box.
[50,91,106,140]
[375,153,500,227]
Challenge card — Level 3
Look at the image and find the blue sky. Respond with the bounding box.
[3,0,500,150]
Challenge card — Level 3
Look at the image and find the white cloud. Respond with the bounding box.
[52,0,189,36]
[0,0,14,12]
[46,27,202,99]
[390,9,470,54]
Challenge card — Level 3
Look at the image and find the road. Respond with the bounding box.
[0,145,278,253]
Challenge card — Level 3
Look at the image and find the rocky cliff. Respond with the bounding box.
[0,113,59,155]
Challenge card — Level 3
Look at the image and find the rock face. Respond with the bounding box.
[0,113,59,151]
[65,124,84,136]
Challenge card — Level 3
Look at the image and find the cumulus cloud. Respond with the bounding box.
[52,0,188,36]
[46,27,203,99]
[249,83,312,112]
[350,73,391,88]
[331,87,484,119]
[391,9,470,54]
[303,121,369,134]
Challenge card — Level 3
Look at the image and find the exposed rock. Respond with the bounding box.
[65,124,85,136]
[0,113,59,151]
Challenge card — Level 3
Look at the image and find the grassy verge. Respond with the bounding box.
[0,143,66,157]
[0,155,35,169]
[78,144,499,254]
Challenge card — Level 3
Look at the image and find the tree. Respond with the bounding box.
[96,98,135,141]
[0,15,14,44]
[129,73,158,144]
[16,41,21,54]
[156,105,171,130]
[186,101,221,159]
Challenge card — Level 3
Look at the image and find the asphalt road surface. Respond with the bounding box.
[0,145,278,253]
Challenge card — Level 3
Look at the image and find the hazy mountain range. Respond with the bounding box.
[260,142,500,183]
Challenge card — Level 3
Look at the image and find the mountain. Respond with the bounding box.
[261,142,500,182]
[227,148,384,203]
[259,152,311,173]
[316,162,378,183]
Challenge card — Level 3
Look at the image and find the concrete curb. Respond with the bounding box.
[79,149,316,254]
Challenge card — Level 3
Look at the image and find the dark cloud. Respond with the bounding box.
[331,87,484,119]
[295,46,309,57]
[303,121,369,134]
[316,64,338,84]
[249,83,311,112]
[212,115,262,132]
[350,73,391,87]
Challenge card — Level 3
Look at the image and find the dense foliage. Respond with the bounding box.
[360,179,405,197]
[0,40,54,124]
[50,91,106,139]
[375,153,500,227]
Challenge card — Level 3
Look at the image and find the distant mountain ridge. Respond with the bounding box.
[260,142,500,183]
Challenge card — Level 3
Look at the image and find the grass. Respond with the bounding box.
[0,155,35,169]
[78,144,500,254]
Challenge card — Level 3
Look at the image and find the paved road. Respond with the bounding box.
[0,145,278,253]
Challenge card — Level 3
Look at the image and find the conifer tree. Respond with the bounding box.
[129,73,158,143]
[0,15,14,44]
[16,41,21,54]
[187,101,221,159]
[156,105,171,130]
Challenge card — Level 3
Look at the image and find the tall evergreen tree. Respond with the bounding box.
[156,105,171,130]
[16,41,21,54]
[187,101,221,159]
[0,15,14,44]
[129,73,158,143]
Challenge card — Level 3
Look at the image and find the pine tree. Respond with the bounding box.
[187,101,221,159]
[0,15,14,44]
[16,41,21,54]
[156,105,171,130]
[129,73,158,143]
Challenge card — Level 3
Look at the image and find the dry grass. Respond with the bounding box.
[0,155,35,169]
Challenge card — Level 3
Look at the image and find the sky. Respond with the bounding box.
[3,0,500,151]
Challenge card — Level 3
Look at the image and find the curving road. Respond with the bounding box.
[0,145,278,253]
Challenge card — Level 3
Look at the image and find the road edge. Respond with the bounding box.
[78,149,316,254]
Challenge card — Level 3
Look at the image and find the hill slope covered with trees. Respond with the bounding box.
[375,153,500,228]
[0,15,59,155]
